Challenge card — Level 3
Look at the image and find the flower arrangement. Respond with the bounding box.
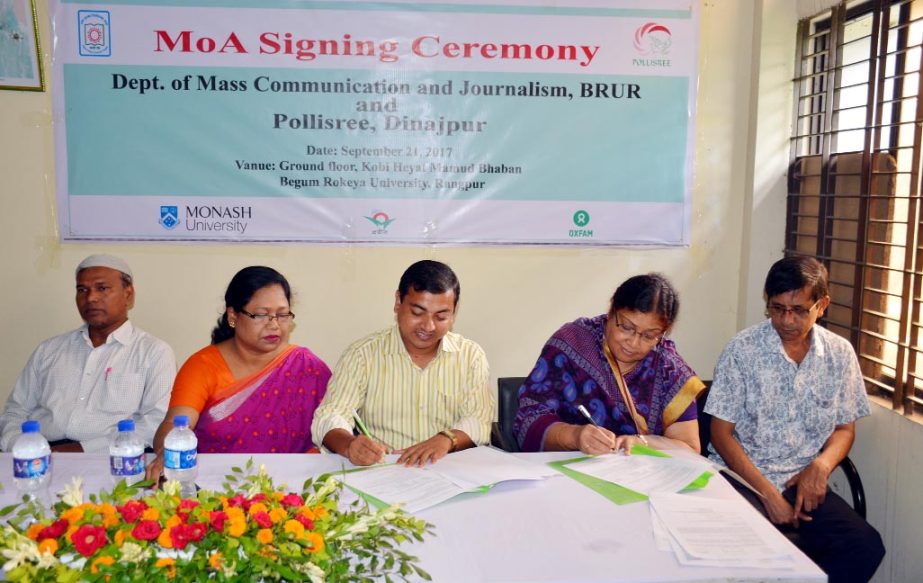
[0,460,432,582]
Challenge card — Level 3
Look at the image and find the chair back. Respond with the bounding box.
[696,380,713,455]
[492,376,527,452]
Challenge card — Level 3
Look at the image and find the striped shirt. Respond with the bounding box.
[311,325,493,450]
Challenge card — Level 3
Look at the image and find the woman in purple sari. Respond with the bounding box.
[514,274,705,454]
[146,267,330,480]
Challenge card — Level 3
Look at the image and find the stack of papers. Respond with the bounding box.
[334,446,558,513]
[549,446,714,505]
[649,493,796,568]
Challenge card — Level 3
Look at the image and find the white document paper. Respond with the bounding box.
[338,464,465,513]
[571,453,708,495]
[649,493,795,563]
[429,446,559,490]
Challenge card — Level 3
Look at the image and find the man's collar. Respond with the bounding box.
[385,324,459,356]
[80,320,134,347]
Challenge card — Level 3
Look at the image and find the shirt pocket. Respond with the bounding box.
[89,372,144,415]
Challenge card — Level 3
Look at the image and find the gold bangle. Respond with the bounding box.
[439,429,458,452]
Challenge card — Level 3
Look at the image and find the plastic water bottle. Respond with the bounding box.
[12,420,51,504]
[110,419,145,486]
[163,415,198,498]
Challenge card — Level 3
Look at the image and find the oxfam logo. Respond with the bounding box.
[573,210,590,227]
[570,210,593,238]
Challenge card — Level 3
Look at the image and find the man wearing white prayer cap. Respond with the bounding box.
[0,254,176,453]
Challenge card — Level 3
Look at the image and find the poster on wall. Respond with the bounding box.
[49,0,698,245]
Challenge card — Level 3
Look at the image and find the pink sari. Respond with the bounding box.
[195,346,330,453]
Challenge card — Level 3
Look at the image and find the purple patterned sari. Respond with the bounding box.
[514,314,704,451]
[195,347,330,453]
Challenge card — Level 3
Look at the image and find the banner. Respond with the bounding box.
[50,1,698,245]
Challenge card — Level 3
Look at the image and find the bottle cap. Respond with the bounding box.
[117,419,135,432]
[173,415,189,428]
[21,420,40,434]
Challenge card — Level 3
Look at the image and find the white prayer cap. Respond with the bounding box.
[75,254,133,279]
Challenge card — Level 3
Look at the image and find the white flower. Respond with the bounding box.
[0,528,58,571]
[161,479,181,497]
[293,560,326,582]
[60,477,84,507]
[120,542,151,564]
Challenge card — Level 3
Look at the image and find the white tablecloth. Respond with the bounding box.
[0,444,826,583]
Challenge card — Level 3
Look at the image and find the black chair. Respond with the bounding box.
[696,381,867,519]
[491,376,527,452]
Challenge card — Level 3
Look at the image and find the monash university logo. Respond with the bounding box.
[78,10,111,57]
[365,211,395,235]
[159,206,179,230]
[632,22,672,67]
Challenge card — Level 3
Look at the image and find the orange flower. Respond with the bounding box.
[313,506,329,518]
[305,532,324,554]
[26,523,44,541]
[219,496,230,510]
[283,519,305,539]
[157,527,173,549]
[247,502,268,516]
[165,515,182,529]
[268,507,287,524]
[155,557,176,579]
[298,506,315,520]
[227,517,246,538]
[37,538,58,556]
[208,551,222,571]
[61,504,89,524]
[225,507,245,522]
[65,524,79,541]
[114,529,128,547]
[91,556,115,574]
[141,508,159,521]
[256,528,273,545]
[272,491,284,501]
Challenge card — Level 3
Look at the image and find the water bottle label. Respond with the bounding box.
[13,455,50,479]
[110,454,145,476]
[164,448,197,470]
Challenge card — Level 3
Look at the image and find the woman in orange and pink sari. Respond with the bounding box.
[146,266,330,481]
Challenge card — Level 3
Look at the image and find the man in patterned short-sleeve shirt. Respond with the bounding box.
[706,256,884,583]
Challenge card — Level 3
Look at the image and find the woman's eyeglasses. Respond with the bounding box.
[238,310,295,324]
[613,314,662,345]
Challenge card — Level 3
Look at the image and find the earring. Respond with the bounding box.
[229,321,236,329]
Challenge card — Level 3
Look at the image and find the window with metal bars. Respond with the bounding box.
[789,0,923,415]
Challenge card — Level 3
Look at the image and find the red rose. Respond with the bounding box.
[131,520,162,541]
[295,514,314,530]
[253,511,272,529]
[280,494,304,508]
[186,522,207,542]
[37,519,68,540]
[170,525,191,550]
[117,500,148,523]
[178,499,200,511]
[226,494,246,508]
[176,511,190,524]
[71,524,108,557]
[209,511,228,532]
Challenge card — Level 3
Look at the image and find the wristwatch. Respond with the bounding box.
[439,429,458,452]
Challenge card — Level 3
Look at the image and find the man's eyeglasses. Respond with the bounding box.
[613,314,663,345]
[766,299,821,319]
[238,310,295,324]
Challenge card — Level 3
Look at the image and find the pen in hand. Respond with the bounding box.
[577,405,618,453]
[351,411,394,454]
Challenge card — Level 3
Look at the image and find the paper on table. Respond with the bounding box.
[337,464,465,513]
[429,446,559,490]
[570,453,709,495]
[649,493,795,562]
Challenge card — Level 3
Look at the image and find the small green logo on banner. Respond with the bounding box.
[570,210,593,238]
[365,211,395,234]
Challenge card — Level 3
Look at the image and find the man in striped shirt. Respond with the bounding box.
[312,260,493,466]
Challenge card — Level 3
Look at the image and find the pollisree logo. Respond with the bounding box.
[569,209,593,238]
[158,205,252,234]
[365,211,395,235]
[632,22,672,67]
[77,10,111,57]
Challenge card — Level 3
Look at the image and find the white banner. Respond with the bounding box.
[50,0,698,245]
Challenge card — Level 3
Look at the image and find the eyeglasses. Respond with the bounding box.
[238,310,295,324]
[613,314,663,345]
[766,299,821,319]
